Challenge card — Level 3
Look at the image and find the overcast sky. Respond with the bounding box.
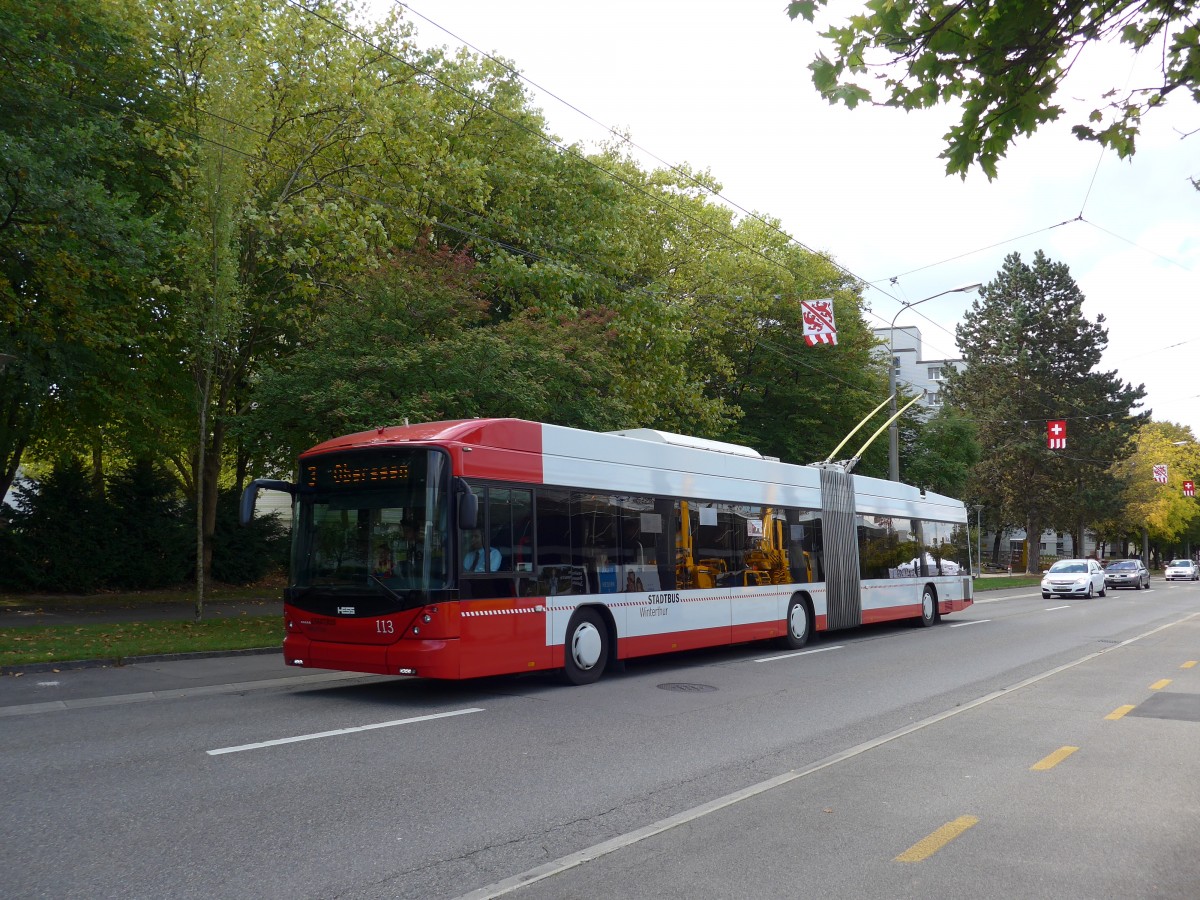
[367,0,1199,441]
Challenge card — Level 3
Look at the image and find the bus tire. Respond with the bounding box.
[563,608,608,685]
[781,594,811,650]
[917,585,937,628]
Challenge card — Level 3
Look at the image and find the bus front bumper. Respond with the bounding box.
[282,634,462,679]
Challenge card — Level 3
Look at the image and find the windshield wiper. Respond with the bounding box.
[368,574,405,604]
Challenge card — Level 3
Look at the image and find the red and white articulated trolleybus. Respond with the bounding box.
[241,419,974,685]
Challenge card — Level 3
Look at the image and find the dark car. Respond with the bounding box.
[1104,559,1150,590]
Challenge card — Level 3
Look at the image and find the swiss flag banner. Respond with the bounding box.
[1185,480,1195,497]
[1047,419,1067,449]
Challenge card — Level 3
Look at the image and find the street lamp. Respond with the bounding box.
[972,504,984,578]
[888,283,983,481]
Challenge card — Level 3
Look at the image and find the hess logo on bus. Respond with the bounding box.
[336,606,355,615]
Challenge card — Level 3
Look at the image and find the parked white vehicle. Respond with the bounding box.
[1041,559,1106,599]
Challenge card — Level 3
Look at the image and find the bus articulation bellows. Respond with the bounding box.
[241,418,974,685]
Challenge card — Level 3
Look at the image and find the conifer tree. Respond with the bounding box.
[944,251,1146,572]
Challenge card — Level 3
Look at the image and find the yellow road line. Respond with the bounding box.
[1106,705,1135,720]
[1151,679,1172,690]
[1031,746,1079,771]
[1182,661,1197,669]
[895,816,980,863]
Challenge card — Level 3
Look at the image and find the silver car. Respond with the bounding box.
[1164,559,1199,581]
[1041,558,1107,599]
[1104,559,1150,590]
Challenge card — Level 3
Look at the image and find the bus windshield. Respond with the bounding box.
[289,448,450,612]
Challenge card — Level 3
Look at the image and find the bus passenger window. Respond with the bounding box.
[572,492,619,593]
[535,488,579,596]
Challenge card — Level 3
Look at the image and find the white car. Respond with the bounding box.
[1041,559,1106,599]
[1164,559,1199,581]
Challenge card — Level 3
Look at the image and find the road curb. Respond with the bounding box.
[1,646,281,676]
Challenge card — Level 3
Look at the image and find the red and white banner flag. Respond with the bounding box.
[1153,464,1168,484]
[1047,419,1067,449]
[1185,480,1195,497]
[801,299,837,346]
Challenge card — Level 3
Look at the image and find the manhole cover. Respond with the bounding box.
[657,682,718,693]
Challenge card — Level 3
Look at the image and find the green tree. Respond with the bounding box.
[901,405,980,498]
[0,0,176,501]
[1111,421,1200,561]
[787,0,1200,177]
[0,458,108,592]
[241,245,636,460]
[943,251,1145,572]
[148,0,430,614]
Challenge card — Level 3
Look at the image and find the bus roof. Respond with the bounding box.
[300,418,967,523]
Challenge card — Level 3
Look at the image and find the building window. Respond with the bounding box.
[928,365,945,380]
[925,391,940,405]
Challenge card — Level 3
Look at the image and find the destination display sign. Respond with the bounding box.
[303,452,414,489]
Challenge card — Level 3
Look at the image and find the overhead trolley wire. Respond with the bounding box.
[393,0,828,259]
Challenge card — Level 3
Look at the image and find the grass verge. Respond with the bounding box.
[0,616,282,669]
[974,575,1042,591]
[0,582,281,613]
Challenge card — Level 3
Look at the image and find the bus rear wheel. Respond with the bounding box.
[563,608,608,685]
[781,595,810,650]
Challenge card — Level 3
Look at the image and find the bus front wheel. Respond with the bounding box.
[781,595,810,650]
[563,608,609,685]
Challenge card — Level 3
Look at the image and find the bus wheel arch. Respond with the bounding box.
[781,592,813,649]
[563,605,613,685]
[917,584,938,627]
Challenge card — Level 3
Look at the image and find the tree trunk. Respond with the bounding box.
[195,388,209,622]
[1026,517,1041,574]
[90,433,105,497]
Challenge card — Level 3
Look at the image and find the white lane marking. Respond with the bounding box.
[1045,605,1071,611]
[949,619,991,628]
[207,707,483,756]
[974,591,1042,603]
[754,645,844,663]
[37,681,61,687]
[455,613,1200,900]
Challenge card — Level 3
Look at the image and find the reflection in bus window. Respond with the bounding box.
[858,515,919,579]
[919,520,969,575]
[789,510,823,583]
[573,492,619,593]
[616,496,660,592]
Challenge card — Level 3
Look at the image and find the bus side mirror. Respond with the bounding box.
[240,479,295,526]
[458,490,478,531]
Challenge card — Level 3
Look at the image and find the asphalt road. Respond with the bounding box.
[3,580,1200,899]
